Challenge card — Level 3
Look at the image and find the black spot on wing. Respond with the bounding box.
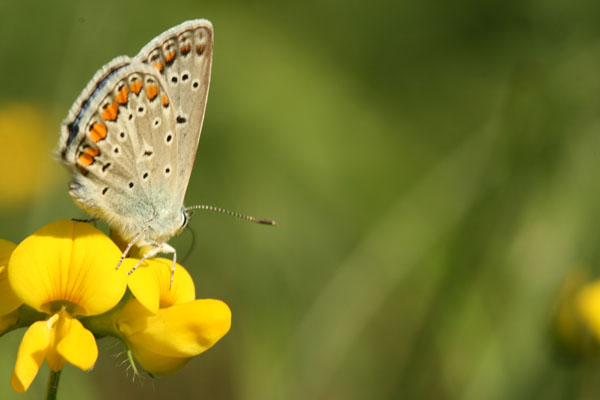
[66,123,79,146]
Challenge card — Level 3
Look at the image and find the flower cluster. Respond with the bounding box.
[0,220,231,393]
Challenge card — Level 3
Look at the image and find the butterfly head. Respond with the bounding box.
[179,206,191,233]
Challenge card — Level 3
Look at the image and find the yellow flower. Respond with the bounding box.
[125,257,196,314]
[117,258,231,375]
[8,220,128,392]
[0,239,21,333]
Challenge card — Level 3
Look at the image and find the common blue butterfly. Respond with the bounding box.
[57,20,219,283]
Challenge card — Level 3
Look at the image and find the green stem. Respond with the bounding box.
[46,369,61,400]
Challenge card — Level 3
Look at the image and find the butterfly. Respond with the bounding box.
[58,20,216,283]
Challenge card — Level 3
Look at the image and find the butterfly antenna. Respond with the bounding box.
[185,205,277,226]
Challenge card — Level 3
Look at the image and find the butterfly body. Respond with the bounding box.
[58,20,213,248]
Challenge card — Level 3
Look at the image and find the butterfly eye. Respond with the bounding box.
[180,211,188,229]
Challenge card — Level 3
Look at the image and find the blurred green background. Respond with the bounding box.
[1,0,600,399]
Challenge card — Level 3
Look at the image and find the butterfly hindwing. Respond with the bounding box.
[135,19,213,207]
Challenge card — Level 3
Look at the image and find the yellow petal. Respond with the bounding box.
[56,314,98,371]
[0,239,21,315]
[125,258,195,314]
[8,220,127,316]
[10,320,51,393]
[44,313,66,372]
[117,298,231,359]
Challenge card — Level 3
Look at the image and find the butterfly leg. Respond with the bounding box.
[127,242,177,288]
[116,226,150,270]
[169,248,177,289]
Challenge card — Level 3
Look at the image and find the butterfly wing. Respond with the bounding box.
[59,58,182,242]
[135,19,213,207]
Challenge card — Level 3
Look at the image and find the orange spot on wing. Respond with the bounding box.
[85,147,99,157]
[165,51,176,63]
[102,102,118,121]
[116,87,129,105]
[146,85,159,101]
[153,62,164,73]
[161,94,169,107]
[181,44,191,54]
[90,122,107,142]
[130,81,143,95]
[78,153,94,166]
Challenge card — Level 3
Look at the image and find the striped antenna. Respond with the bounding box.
[185,205,277,226]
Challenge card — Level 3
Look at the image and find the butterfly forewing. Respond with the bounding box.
[135,19,213,207]
[60,61,179,239]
